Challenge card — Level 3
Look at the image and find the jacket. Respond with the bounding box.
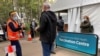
[80,20,93,33]
[38,11,57,44]
[57,19,64,31]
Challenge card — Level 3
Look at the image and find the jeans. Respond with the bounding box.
[41,42,53,56]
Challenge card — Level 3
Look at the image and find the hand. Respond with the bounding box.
[21,24,25,28]
[35,26,39,31]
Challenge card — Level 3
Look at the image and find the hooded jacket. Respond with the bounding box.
[38,11,57,44]
[80,20,93,33]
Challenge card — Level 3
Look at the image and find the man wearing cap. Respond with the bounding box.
[6,11,24,56]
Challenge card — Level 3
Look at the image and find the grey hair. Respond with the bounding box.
[43,2,51,8]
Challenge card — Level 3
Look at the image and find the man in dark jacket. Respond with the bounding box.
[36,3,57,56]
[57,16,64,31]
[30,19,37,39]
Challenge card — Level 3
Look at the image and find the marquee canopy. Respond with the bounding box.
[51,0,100,11]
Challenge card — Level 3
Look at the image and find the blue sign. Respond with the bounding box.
[56,32,98,55]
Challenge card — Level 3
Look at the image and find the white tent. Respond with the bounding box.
[51,0,100,48]
[51,0,100,11]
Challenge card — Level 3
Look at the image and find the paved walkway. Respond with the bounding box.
[0,38,100,56]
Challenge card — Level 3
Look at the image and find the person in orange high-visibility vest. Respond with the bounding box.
[6,11,24,56]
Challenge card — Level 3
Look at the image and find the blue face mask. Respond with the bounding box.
[13,16,18,21]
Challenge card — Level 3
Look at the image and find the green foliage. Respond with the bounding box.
[0,0,44,24]
[25,22,30,32]
[18,0,41,19]
[0,0,13,23]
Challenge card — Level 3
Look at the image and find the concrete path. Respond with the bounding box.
[0,38,100,56]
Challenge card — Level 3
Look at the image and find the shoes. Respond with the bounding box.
[51,51,56,54]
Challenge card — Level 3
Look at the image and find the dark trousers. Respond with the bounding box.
[6,40,22,56]
[41,42,53,56]
[31,29,35,38]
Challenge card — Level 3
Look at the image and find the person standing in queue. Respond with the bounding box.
[50,16,64,54]
[80,16,94,33]
[57,16,64,32]
[6,11,24,56]
[30,19,37,39]
[35,3,57,56]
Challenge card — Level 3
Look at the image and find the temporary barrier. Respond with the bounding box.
[27,31,32,41]
[56,32,98,56]
[5,45,16,56]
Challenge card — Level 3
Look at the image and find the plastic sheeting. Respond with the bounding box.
[82,0,99,5]
[51,0,82,11]
[82,4,100,48]
[51,0,100,11]
[68,7,81,32]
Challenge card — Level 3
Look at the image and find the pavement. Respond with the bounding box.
[0,38,100,56]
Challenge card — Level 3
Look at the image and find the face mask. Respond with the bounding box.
[82,18,87,22]
[13,16,18,21]
[84,18,87,21]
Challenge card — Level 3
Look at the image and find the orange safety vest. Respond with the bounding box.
[7,19,20,41]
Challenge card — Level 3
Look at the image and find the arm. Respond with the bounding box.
[9,22,21,32]
[35,22,38,27]
[37,14,47,32]
[80,22,90,28]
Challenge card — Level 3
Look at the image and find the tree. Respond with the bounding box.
[0,0,13,23]
[0,0,44,23]
[17,0,43,21]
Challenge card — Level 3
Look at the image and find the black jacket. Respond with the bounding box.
[38,11,57,44]
[57,19,64,31]
[80,20,93,33]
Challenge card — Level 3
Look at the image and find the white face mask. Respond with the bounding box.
[82,18,87,22]
[84,18,87,21]
[13,16,18,21]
